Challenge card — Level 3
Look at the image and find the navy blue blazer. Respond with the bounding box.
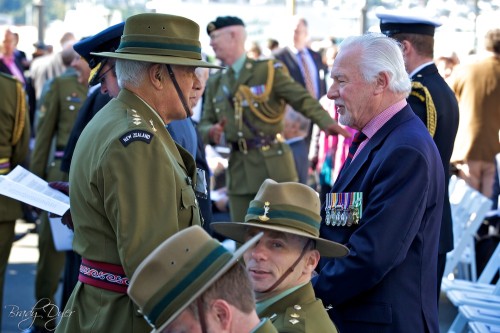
[314,105,444,333]
[409,63,459,255]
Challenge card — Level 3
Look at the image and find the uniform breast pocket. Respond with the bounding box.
[179,186,198,225]
[180,186,197,210]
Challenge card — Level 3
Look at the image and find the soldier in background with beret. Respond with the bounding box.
[199,16,351,222]
[376,10,459,303]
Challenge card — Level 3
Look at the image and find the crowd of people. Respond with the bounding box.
[0,7,499,333]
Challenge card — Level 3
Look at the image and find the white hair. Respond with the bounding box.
[339,33,411,96]
[115,59,151,89]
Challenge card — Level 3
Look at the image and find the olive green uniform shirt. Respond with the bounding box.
[199,57,334,195]
[56,89,201,333]
[258,283,339,333]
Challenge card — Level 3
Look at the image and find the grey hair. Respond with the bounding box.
[115,59,152,89]
[339,33,411,96]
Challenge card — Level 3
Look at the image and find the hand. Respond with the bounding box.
[48,181,69,195]
[209,117,227,145]
[310,156,319,171]
[48,181,74,230]
[324,122,352,138]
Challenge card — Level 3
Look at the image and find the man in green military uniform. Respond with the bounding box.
[213,179,349,332]
[28,43,89,333]
[0,72,30,328]
[199,16,350,222]
[128,226,277,333]
[55,13,221,333]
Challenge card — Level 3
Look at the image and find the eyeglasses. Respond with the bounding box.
[97,65,115,85]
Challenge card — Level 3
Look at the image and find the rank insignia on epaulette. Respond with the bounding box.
[132,114,141,125]
[324,192,363,227]
[119,130,154,147]
[149,119,157,132]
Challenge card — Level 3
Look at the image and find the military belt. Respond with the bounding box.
[230,136,277,154]
[79,258,129,293]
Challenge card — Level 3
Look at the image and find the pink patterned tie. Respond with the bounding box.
[299,50,315,98]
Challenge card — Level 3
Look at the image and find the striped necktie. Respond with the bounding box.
[299,50,315,98]
[342,131,367,171]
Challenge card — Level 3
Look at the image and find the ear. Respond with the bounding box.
[303,249,320,274]
[210,299,233,330]
[374,71,389,95]
[400,40,411,57]
[149,64,164,90]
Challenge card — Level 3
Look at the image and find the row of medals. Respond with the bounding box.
[324,192,362,227]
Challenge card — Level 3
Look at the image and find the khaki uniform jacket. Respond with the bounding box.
[259,283,338,333]
[451,56,500,163]
[199,58,334,195]
[57,89,201,333]
[0,73,30,222]
[30,73,88,182]
[254,318,279,333]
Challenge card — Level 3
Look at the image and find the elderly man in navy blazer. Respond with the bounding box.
[376,10,459,303]
[313,33,444,333]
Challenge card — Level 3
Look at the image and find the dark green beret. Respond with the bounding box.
[207,16,245,35]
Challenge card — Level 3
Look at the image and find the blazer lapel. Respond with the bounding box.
[333,106,415,191]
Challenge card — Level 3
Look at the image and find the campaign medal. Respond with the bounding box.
[330,192,363,227]
[352,192,363,225]
[334,204,342,226]
[325,193,332,226]
[341,193,352,227]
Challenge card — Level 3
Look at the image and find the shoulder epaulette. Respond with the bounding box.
[410,81,437,137]
[119,108,154,146]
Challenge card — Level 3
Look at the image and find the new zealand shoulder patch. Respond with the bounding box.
[119,129,154,147]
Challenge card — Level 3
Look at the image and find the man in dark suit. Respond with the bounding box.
[313,33,444,333]
[273,16,327,101]
[377,10,460,302]
[274,16,328,170]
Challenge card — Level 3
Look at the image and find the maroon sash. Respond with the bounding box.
[79,258,129,293]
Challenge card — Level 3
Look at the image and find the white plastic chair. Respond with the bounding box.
[446,244,500,333]
[442,243,500,294]
[445,176,493,281]
[468,321,500,333]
